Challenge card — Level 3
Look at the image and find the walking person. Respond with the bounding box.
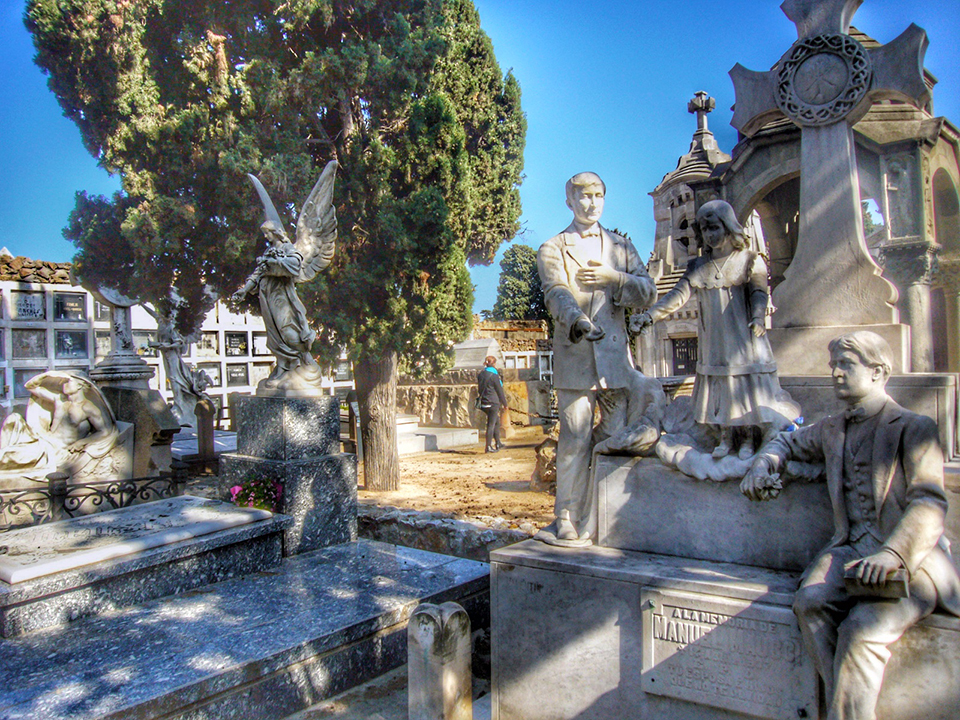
[477,356,508,453]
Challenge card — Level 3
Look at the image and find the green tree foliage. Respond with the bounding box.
[490,244,547,322]
[27,0,265,336]
[27,0,525,489]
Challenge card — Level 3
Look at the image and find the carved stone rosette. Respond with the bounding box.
[775,34,872,127]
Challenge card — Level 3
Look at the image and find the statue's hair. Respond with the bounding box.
[260,220,289,242]
[828,331,894,379]
[565,172,606,203]
[695,199,749,251]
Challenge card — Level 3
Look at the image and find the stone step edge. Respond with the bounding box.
[101,578,490,720]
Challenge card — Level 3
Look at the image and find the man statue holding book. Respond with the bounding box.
[741,331,960,720]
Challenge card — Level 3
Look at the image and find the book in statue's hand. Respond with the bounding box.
[843,560,909,599]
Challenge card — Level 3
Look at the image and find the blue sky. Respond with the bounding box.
[1,0,957,313]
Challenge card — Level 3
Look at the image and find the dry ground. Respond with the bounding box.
[358,424,555,530]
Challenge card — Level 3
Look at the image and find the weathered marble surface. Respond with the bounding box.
[0,496,273,584]
[596,456,834,572]
[408,602,472,720]
[641,586,815,719]
[491,541,960,720]
[0,540,489,720]
[233,394,341,461]
[0,515,287,638]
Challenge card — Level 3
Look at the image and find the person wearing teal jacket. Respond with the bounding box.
[477,356,508,453]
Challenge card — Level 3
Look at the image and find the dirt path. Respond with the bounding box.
[358,425,555,530]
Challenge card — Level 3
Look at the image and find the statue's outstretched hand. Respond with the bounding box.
[740,460,781,501]
[749,319,766,337]
[630,312,654,335]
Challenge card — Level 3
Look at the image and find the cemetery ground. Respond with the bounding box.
[358,424,554,532]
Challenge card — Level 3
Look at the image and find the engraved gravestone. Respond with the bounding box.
[641,588,817,720]
[729,0,930,336]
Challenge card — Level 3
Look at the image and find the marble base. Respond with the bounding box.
[596,456,834,572]
[220,453,358,556]
[491,541,960,720]
[234,394,341,460]
[0,540,490,720]
[0,498,290,637]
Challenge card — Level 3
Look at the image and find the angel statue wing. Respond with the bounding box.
[294,160,338,283]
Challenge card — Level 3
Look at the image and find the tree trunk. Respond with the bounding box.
[353,349,400,491]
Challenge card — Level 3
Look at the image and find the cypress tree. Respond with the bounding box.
[26,0,525,489]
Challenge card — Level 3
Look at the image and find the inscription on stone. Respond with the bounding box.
[641,588,817,720]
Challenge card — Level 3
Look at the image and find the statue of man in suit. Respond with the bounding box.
[536,172,658,546]
[741,331,960,720]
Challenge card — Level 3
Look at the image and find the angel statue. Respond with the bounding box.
[232,161,338,396]
[145,298,213,427]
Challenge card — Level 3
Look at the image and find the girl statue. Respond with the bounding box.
[634,200,798,460]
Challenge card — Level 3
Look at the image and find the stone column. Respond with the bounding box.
[88,296,180,477]
[880,239,940,372]
[408,602,472,720]
[935,256,960,373]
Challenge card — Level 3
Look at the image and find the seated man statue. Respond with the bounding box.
[741,331,960,720]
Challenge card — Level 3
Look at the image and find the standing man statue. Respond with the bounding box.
[536,171,658,546]
[741,331,960,720]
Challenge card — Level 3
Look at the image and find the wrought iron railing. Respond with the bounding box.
[0,471,187,533]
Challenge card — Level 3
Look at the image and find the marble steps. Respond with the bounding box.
[398,426,480,455]
[0,539,490,720]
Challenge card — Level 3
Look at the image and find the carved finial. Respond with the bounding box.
[688,91,716,132]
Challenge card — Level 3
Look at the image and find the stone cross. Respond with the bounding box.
[688,90,716,134]
[729,0,930,330]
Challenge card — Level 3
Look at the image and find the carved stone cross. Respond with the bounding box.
[730,0,929,332]
[688,90,716,133]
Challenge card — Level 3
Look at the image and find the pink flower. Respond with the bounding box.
[230,485,242,501]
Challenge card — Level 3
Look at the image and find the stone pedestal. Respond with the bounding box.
[220,395,357,556]
[491,457,960,720]
[408,602,473,720]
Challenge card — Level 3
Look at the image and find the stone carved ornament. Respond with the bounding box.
[233,161,338,397]
[775,33,872,127]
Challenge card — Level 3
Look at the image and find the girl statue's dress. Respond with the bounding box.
[639,199,798,460]
[647,248,796,430]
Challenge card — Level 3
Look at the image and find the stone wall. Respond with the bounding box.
[358,504,532,563]
[0,254,72,284]
[396,379,554,428]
